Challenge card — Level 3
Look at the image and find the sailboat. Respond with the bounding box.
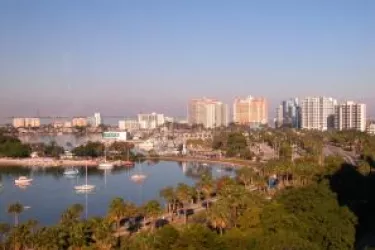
[64,167,79,176]
[75,163,95,191]
[75,130,95,191]
[98,144,114,170]
[130,159,147,182]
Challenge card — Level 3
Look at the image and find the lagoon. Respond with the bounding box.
[0,161,234,225]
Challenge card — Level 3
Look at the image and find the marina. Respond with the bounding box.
[0,161,235,225]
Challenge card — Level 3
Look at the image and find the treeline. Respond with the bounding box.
[0,134,31,158]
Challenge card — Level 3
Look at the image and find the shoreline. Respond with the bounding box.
[146,156,259,168]
[0,158,99,167]
[0,156,259,168]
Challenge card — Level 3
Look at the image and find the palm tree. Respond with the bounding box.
[208,200,230,235]
[60,203,84,226]
[68,221,90,250]
[142,200,162,231]
[107,197,125,231]
[176,183,193,224]
[198,175,214,209]
[7,202,24,226]
[236,167,256,189]
[90,218,116,250]
[0,223,10,250]
[160,186,177,220]
[25,219,38,249]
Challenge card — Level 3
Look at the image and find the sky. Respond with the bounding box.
[0,0,374,121]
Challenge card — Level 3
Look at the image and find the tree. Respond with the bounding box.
[90,218,116,250]
[60,204,84,226]
[197,175,214,209]
[142,200,162,231]
[8,202,24,226]
[160,186,177,221]
[236,167,257,189]
[208,200,231,235]
[0,223,10,250]
[176,183,193,224]
[68,221,90,250]
[107,198,126,231]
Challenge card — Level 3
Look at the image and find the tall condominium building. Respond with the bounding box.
[301,97,337,131]
[188,98,228,128]
[119,119,140,131]
[275,98,300,128]
[233,96,268,126]
[334,101,366,132]
[138,113,165,129]
[13,118,40,128]
[94,113,102,127]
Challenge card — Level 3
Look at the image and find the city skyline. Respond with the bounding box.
[0,1,374,120]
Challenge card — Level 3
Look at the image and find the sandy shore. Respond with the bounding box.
[0,158,99,167]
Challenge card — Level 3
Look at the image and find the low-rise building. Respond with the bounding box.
[13,118,25,128]
[102,131,130,142]
[367,122,375,135]
[13,118,40,128]
[72,117,88,127]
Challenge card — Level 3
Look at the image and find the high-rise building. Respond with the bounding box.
[301,97,337,131]
[94,113,102,127]
[233,96,268,126]
[188,98,228,128]
[119,119,140,131]
[275,98,300,128]
[138,113,165,129]
[334,101,366,132]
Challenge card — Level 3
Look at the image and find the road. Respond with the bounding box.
[324,144,357,166]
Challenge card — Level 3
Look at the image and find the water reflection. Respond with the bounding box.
[0,161,235,225]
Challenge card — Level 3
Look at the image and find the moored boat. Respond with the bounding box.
[64,168,79,176]
[15,176,33,185]
[98,162,114,170]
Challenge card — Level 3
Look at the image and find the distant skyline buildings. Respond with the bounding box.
[301,97,337,131]
[334,101,366,132]
[188,98,228,128]
[138,113,165,130]
[275,98,300,128]
[233,96,268,126]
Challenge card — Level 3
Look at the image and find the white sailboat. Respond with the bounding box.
[75,163,95,191]
[131,160,147,182]
[75,130,95,191]
[98,144,114,170]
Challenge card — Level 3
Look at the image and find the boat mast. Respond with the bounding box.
[85,128,88,185]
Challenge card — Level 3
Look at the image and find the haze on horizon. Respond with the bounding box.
[0,0,374,121]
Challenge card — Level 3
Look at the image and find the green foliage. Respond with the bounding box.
[43,141,64,158]
[72,141,104,158]
[0,133,31,158]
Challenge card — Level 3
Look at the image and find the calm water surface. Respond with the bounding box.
[0,161,234,225]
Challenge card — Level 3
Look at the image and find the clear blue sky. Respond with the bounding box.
[0,0,374,120]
